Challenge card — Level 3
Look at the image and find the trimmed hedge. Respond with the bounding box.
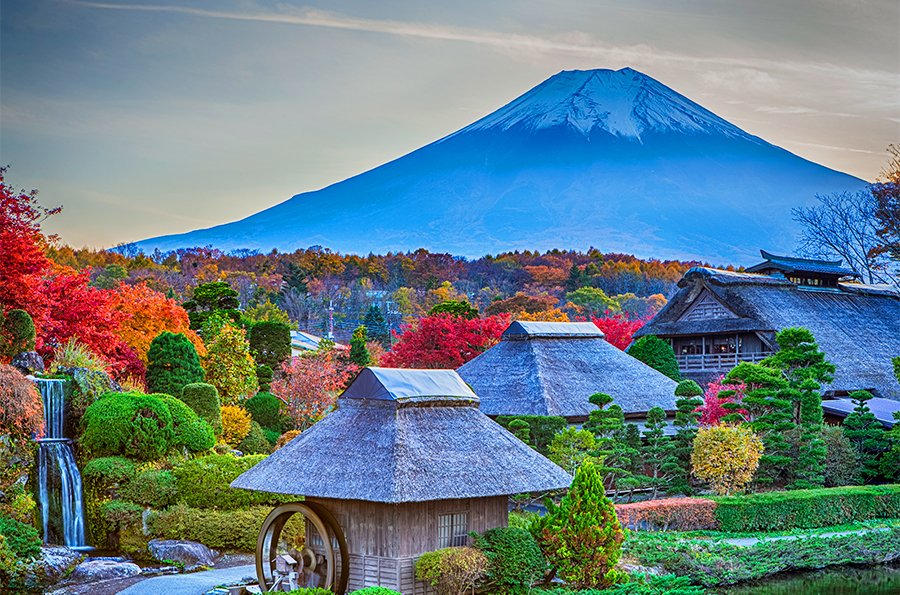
[82,456,137,487]
[120,469,179,509]
[81,392,174,460]
[172,454,287,510]
[714,484,900,532]
[158,394,216,452]
[349,589,402,595]
[616,498,717,532]
[180,383,222,433]
[473,527,546,594]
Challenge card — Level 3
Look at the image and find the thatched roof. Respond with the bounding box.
[635,267,900,399]
[456,321,679,419]
[822,397,899,429]
[746,250,859,278]
[231,367,571,502]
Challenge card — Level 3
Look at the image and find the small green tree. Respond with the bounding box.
[349,325,372,367]
[507,419,531,444]
[249,321,291,372]
[879,411,900,481]
[671,380,704,494]
[180,382,222,434]
[202,314,258,406]
[627,335,681,381]
[363,304,390,347]
[182,281,241,331]
[584,393,631,494]
[641,407,679,499]
[617,423,644,502]
[530,460,625,589]
[0,309,35,358]
[842,390,889,483]
[495,416,566,456]
[548,427,597,475]
[429,300,479,319]
[147,332,205,397]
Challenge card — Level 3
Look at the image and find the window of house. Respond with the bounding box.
[438,513,468,548]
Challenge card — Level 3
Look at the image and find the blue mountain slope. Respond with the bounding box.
[132,68,865,262]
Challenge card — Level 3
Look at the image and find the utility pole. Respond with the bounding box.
[327,299,334,340]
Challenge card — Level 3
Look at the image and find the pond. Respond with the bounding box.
[718,564,900,594]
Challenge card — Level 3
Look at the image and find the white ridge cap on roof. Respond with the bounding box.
[339,367,479,401]
[502,320,604,338]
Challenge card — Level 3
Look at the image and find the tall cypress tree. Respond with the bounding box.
[363,304,390,347]
[843,390,890,483]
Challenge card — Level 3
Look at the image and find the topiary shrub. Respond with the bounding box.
[146,332,205,397]
[245,391,283,433]
[249,321,291,372]
[81,392,175,461]
[416,546,489,595]
[0,515,41,559]
[82,456,137,487]
[472,527,546,593]
[149,503,300,552]
[157,394,215,452]
[120,469,179,509]
[172,454,284,510]
[220,405,252,445]
[238,421,271,455]
[180,382,222,433]
[349,588,402,595]
[256,364,274,392]
[627,335,681,381]
[101,500,144,529]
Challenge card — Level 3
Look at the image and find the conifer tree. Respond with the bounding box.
[349,325,372,367]
[641,407,679,499]
[147,331,205,397]
[723,362,792,486]
[530,460,625,589]
[842,390,890,483]
[627,335,681,381]
[181,281,241,332]
[363,304,390,347]
[564,263,585,293]
[671,379,704,494]
[617,423,644,502]
[584,393,630,493]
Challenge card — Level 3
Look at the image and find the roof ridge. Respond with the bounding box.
[760,250,843,266]
[527,340,557,417]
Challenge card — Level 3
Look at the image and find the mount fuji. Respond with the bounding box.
[132,68,866,262]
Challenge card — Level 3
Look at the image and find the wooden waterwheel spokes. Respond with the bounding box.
[256,502,336,593]
[304,500,349,595]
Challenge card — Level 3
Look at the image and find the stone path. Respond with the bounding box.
[116,564,256,595]
[722,526,892,547]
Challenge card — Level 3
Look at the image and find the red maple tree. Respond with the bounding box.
[697,375,748,426]
[272,351,358,430]
[589,311,648,350]
[381,313,512,369]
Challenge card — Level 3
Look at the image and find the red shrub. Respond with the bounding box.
[697,375,747,426]
[615,498,718,531]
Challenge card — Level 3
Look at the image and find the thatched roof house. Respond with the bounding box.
[456,321,679,422]
[232,367,570,594]
[635,252,900,400]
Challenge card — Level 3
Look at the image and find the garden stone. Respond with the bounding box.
[70,558,142,582]
[38,546,83,584]
[12,351,44,374]
[149,538,219,570]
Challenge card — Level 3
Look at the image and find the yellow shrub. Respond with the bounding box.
[691,425,763,496]
[220,405,252,445]
[518,308,569,322]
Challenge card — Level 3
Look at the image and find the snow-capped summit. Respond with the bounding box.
[130,67,865,263]
[455,68,756,141]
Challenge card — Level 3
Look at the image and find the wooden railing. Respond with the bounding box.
[675,352,773,371]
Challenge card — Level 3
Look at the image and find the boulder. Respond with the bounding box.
[12,351,44,375]
[38,546,83,584]
[148,539,219,570]
[70,558,142,582]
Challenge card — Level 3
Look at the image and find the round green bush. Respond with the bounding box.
[627,335,681,382]
[179,382,222,433]
[0,515,41,559]
[263,427,280,447]
[81,392,174,461]
[349,588,402,595]
[172,454,282,510]
[120,469,179,509]
[474,527,546,593]
[147,332,205,397]
[237,421,270,455]
[157,394,215,452]
[245,391,282,432]
[82,456,137,486]
[101,500,144,529]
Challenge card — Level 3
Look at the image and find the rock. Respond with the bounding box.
[12,351,45,374]
[38,546,84,584]
[148,539,219,570]
[70,559,142,582]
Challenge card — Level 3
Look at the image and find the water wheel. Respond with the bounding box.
[256,502,349,594]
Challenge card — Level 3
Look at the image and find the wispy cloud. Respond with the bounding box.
[782,141,880,155]
[756,106,862,118]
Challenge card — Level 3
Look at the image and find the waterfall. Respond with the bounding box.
[34,379,87,548]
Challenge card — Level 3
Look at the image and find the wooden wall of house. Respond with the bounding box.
[307,496,508,595]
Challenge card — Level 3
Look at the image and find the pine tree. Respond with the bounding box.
[363,304,390,347]
[842,390,890,483]
[584,393,629,491]
[147,331,205,397]
[349,325,372,367]
[565,263,585,293]
[530,461,625,589]
[641,407,679,499]
[671,380,704,494]
[617,423,643,502]
[181,281,241,332]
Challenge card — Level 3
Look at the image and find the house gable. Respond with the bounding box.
[678,289,738,322]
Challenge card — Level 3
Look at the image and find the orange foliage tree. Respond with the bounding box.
[109,282,205,363]
[0,364,45,446]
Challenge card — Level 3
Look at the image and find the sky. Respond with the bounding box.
[1,0,898,250]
